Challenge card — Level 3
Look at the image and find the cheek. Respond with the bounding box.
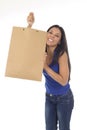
[56,36,61,43]
[55,38,60,44]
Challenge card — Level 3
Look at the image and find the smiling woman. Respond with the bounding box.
[27,12,74,130]
[43,25,74,130]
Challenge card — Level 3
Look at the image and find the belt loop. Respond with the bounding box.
[46,93,53,97]
[50,94,53,97]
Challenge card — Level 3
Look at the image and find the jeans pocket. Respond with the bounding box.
[59,89,74,109]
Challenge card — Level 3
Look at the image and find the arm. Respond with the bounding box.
[43,52,69,86]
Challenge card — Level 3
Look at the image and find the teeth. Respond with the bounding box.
[48,39,53,42]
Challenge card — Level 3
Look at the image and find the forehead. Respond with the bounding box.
[49,27,61,34]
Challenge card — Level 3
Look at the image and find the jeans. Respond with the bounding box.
[45,88,74,130]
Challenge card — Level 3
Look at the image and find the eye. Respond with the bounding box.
[48,31,52,34]
[48,31,60,38]
[54,35,59,37]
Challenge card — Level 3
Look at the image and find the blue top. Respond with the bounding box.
[43,62,70,95]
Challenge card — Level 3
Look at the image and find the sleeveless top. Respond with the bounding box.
[43,62,70,95]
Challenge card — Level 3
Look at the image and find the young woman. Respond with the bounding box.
[27,13,74,130]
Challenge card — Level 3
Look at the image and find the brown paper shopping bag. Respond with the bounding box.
[5,26,47,81]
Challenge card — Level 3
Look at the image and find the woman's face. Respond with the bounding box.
[47,27,62,47]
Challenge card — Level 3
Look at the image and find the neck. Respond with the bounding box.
[47,46,56,55]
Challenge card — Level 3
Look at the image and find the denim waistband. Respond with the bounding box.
[46,88,72,98]
[46,93,64,97]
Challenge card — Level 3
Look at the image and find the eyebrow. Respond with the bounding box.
[49,32,61,36]
[49,30,60,34]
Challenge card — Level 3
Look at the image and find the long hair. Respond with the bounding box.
[46,25,71,81]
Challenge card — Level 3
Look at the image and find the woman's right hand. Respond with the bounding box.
[27,12,35,28]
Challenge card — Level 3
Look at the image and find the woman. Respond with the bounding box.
[27,13,74,130]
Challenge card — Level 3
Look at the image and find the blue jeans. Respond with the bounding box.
[45,89,74,130]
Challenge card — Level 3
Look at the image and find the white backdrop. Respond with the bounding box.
[0,0,87,130]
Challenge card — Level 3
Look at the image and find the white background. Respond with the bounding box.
[0,0,87,130]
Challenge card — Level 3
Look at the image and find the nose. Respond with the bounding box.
[50,33,55,38]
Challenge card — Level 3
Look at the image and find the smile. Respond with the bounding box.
[48,38,53,42]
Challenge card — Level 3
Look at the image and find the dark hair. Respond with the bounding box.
[46,25,71,81]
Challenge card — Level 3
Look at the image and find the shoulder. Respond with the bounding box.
[59,52,68,63]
